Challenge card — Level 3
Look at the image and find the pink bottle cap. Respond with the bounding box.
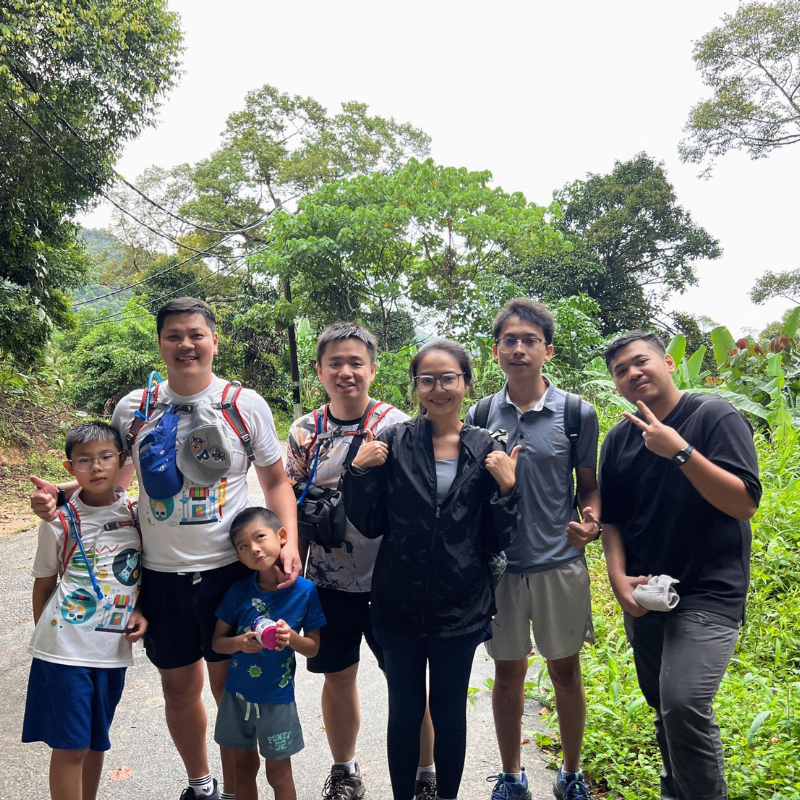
[252,616,278,649]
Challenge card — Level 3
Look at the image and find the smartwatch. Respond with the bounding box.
[673,445,694,466]
[56,485,67,507]
[594,520,603,539]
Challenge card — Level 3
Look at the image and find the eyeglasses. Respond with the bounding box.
[414,372,465,392]
[496,336,545,353]
[69,453,121,472]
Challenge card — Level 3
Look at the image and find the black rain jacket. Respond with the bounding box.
[342,415,519,637]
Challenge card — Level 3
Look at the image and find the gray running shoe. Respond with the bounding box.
[321,763,366,800]
[415,773,437,800]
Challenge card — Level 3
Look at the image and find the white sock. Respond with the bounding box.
[562,765,581,777]
[188,775,215,797]
[416,764,435,779]
[505,772,523,782]
[333,757,357,774]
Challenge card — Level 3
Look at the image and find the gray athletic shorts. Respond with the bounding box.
[214,691,304,760]
[486,557,595,662]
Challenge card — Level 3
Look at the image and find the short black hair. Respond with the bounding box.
[316,322,378,366]
[604,330,667,370]
[409,339,473,386]
[229,507,282,548]
[65,422,123,460]
[492,298,554,345]
[156,297,216,336]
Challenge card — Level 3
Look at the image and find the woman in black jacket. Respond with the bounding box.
[343,339,520,800]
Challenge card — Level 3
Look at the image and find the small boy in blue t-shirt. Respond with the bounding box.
[213,506,325,800]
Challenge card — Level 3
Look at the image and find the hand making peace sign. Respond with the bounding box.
[623,401,689,459]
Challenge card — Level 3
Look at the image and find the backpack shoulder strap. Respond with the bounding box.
[563,392,582,471]
[343,399,379,469]
[218,382,255,463]
[59,502,80,572]
[126,383,161,450]
[472,393,496,430]
[367,401,395,434]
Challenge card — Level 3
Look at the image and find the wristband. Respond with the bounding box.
[56,486,67,507]
[594,520,603,538]
[673,445,694,466]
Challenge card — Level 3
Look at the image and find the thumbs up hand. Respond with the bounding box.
[351,428,389,471]
[485,445,520,497]
[30,475,59,521]
[566,505,601,550]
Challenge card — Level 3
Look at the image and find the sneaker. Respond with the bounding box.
[179,780,220,800]
[321,763,366,800]
[487,769,532,800]
[415,773,437,800]
[553,767,591,800]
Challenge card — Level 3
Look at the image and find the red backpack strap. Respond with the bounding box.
[368,402,395,434]
[303,405,326,460]
[126,383,161,451]
[219,382,255,463]
[58,504,79,572]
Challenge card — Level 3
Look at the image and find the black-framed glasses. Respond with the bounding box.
[496,336,545,353]
[69,452,121,472]
[414,372,465,392]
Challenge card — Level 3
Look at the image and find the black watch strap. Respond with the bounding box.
[56,486,67,507]
[673,444,694,466]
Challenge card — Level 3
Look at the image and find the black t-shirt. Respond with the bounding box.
[599,393,761,622]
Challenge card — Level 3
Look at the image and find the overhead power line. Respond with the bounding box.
[10,67,276,237]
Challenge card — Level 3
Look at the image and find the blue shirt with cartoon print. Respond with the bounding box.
[215,574,326,704]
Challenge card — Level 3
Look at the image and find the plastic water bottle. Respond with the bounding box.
[251,615,278,649]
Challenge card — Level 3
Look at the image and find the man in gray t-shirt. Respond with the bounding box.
[467,299,600,800]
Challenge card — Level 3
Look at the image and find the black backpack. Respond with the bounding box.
[471,390,583,471]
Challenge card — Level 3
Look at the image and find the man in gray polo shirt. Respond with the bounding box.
[467,299,600,800]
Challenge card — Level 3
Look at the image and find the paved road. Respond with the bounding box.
[0,469,557,799]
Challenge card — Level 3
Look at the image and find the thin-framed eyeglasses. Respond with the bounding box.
[69,452,122,472]
[496,336,545,353]
[414,372,465,392]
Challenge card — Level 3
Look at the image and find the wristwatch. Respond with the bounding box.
[673,445,694,466]
[56,485,67,506]
[594,520,603,539]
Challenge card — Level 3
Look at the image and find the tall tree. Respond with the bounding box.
[0,0,183,364]
[679,1,800,176]
[512,154,722,333]
[256,158,562,337]
[750,267,800,304]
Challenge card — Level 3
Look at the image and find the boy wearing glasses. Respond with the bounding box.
[466,299,600,800]
[24,421,147,800]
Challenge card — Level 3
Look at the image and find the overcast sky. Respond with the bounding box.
[80,0,800,336]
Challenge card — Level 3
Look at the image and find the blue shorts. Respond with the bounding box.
[21,658,127,751]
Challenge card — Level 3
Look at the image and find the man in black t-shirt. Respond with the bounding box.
[599,331,761,800]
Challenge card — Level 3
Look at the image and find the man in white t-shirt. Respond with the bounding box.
[30,298,300,800]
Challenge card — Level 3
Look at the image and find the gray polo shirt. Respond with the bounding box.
[466,380,599,574]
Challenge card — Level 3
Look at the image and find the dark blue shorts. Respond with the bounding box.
[22,658,127,751]
[140,560,250,670]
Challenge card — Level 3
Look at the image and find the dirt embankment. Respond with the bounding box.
[0,397,82,535]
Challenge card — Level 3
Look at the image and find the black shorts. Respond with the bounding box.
[306,587,384,674]
[140,561,251,670]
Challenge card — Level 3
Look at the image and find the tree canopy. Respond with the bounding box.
[750,267,800,304]
[679,1,800,175]
[0,0,183,365]
[511,153,721,333]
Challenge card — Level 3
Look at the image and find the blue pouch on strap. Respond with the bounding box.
[138,405,184,499]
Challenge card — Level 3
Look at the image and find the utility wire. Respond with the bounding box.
[79,243,269,326]
[6,102,246,261]
[11,67,277,237]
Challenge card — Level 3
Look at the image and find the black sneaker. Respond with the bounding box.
[321,763,366,800]
[179,779,220,800]
[415,773,437,800]
[553,767,591,800]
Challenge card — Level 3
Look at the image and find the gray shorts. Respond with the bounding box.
[214,691,304,760]
[486,557,595,662]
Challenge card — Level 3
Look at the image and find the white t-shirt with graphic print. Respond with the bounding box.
[112,375,283,572]
[286,401,408,592]
[29,487,142,668]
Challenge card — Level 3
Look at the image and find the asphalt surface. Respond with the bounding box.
[0,470,557,800]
